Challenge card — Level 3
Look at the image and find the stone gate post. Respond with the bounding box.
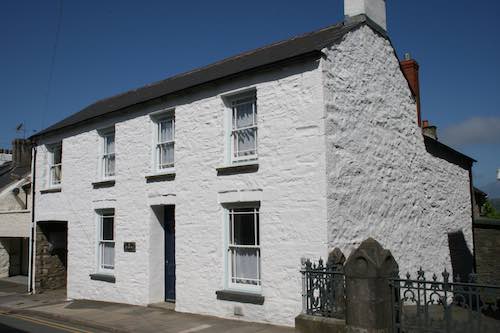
[344,238,398,333]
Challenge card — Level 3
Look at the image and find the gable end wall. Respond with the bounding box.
[322,25,473,275]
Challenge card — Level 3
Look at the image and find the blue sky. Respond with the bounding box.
[1,0,499,195]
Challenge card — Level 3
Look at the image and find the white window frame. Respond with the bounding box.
[225,205,261,293]
[99,129,115,179]
[229,93,258,163]
[151,110,175,172]
[48,143,62,187]
[97,209,115,272]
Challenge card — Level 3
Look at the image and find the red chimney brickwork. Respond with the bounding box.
[400,59,421,127]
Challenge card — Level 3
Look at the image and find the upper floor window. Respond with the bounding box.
[100,129,115,179]
[153,111,175,171]
[230,93,257,163]
[48,143,62,187]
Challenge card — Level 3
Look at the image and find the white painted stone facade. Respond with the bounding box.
[323,26,472,276]
[33,25,472,326]
[0,177,31,238]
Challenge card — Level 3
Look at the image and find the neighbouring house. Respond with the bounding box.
[29,0,475,326]
[0,139,31,281]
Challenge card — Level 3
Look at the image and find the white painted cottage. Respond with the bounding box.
[0,140,31,280]
[30,0,475,326]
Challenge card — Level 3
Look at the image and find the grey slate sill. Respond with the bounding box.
[215,290,264,305]
[90,273,115,283]
[92,179,115,188]
[216,163,259,176]
[40,187,62,194]
[145,172,176,183]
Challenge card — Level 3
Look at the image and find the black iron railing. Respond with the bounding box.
[390,268,500,333]
[301,258,345,319]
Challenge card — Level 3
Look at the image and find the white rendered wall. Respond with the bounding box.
[0,178,31,238]
[34,59,328,326]
[322,26,473,276]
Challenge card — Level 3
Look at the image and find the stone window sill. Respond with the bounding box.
[90,273,115,283]
[145,169,176,183]
[215,290,264,305]
[40,187,62,194]
[92,179,115,188]
[216,162,259,176]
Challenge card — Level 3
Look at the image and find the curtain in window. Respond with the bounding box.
[232,248,259,285]
[159,120,173,142]
[101,243,115,269]
[104,134,115,177]
[233,99,257,158]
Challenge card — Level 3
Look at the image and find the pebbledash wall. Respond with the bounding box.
[33,25,472,326]
[34,51,327,325]
[323,26,472,276]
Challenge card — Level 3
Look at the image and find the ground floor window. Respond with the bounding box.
[97,209,115,271]
[227,206,261,290]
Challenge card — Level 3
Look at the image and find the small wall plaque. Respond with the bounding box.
[124,242,136,252]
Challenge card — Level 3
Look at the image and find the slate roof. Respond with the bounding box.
[423,135,476,170]
[0,161,30,192]
[32,18,369,139]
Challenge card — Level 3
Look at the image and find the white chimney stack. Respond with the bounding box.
[344,0,387,32]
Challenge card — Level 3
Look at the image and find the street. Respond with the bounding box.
[0,312,105,333]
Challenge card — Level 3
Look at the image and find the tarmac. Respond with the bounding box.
[0,277,294,333]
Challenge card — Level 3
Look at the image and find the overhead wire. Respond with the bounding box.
[41,0,64,130]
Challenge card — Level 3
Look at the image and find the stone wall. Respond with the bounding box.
[35,223,67,291]
[32,23,474,326]
[0,240,9,278]
[474,219,500,285]
[34,56,327,326]
[322,25,473,275]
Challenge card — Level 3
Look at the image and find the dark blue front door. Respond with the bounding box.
[164,206,175,301]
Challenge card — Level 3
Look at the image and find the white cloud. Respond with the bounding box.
[440,116,500,146]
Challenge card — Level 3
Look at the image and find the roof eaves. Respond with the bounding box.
[31,18,369,140]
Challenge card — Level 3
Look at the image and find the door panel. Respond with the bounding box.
[164,206,175,301]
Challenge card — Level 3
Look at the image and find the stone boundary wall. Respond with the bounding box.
[474,218,500,285]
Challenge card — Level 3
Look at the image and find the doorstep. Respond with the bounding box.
[148,301,175,311]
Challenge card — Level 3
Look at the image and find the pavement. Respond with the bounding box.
[0,277,295,333]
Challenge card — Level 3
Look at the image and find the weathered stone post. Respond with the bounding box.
[327,248,346,318]
[344,238,398,333]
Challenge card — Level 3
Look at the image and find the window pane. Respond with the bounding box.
[233,211,255,245]
[51,165,61,185]
[101,243,115,269]
[234,101,255,129]
[235,128,256,157]
[102,217,114,240]
[53,146,62,164]
[104,155,115,177]
[105,134,115,154]
[159,119,173,142]
[231,248,259,285]
[159,142,174,168]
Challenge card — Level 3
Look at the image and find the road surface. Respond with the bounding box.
[0,312,106,333]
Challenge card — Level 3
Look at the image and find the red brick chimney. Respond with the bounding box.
[400,54,421,127]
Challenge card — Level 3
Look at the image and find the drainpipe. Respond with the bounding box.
[28,144,37,294]
[469,167,477,273]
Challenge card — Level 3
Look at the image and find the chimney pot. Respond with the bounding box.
[422,121,438,140]
[11,139,32,168]
[344,0,387,31]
